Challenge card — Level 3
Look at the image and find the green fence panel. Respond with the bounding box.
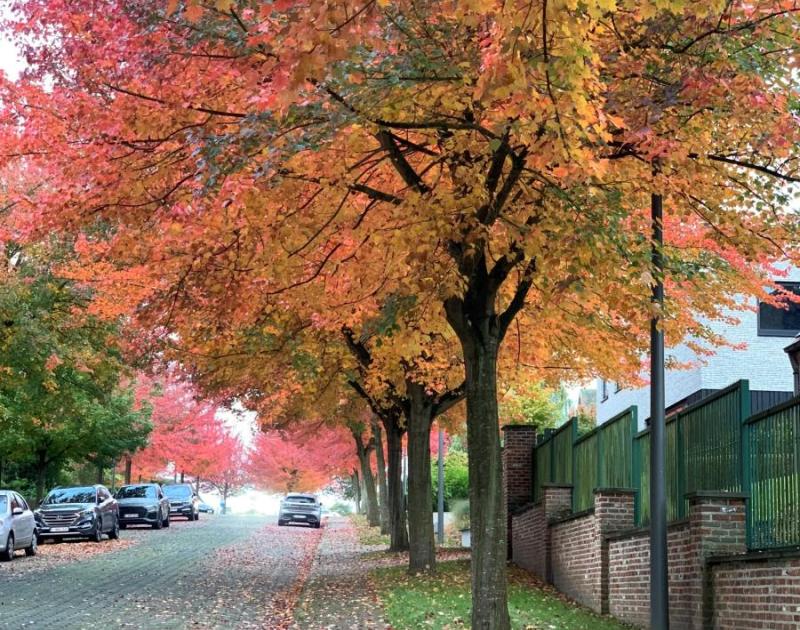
[533,437,552,503]
[747,396,800,550]
[684,381,746,497]
[601,408,637,489]
[573,430,599,512]
[636,431,651,526]
[552,418,576,486]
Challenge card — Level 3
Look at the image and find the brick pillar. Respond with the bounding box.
[687,491,747,629]
[594,488,636,613]
[502,425,537,558]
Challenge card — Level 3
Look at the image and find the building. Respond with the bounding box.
[597,278,800,427]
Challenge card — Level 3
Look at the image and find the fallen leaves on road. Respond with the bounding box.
[0,537,137,577]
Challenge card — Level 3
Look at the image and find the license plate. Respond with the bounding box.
[293,514,306,519]
[51,527,69,533]
[124,513,138,518]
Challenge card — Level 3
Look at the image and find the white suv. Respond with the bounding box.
[278,494,322,528]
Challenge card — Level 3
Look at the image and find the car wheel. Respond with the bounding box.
[108,518,120,540]
[25,533,37,557]
[152,515,163,530]
[119,522,127,530]
[195,510,200,521]
[314,522,321,529]
[163,515,170,528]
[1,534,14,561]
[92,521,103,543]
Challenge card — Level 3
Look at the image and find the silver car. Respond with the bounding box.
[278,493,322,528]
[0,490,37,561]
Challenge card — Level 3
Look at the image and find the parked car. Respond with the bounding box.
[115,483,170,529]
[198,502,215,514]
[162,484,200,521]
[278,493,322,528]
[0,490,37,560]
[34,485,119,543]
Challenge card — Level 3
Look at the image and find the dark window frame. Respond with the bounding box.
[757,282,800,337]
[600,379,609,402]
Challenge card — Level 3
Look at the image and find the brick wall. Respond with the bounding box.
[607,493,747,629]
[511,504,546,577]
[551,510,603,610]
[711,553,800,629]
[608,522,692,627]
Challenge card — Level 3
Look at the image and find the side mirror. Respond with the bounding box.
[12,507,24,516]
[97,496,103,504]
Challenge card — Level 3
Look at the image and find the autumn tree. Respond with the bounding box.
[5,2,800,625]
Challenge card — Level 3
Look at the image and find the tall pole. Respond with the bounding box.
[650,191,669,629]
[437,425,445,545]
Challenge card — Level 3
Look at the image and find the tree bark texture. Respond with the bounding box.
[406,382,436,573]
[354,433,381,526]
[372,417,391,535]
[124,456,132,485]
[383,415,409,551]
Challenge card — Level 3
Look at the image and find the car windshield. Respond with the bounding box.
[285,495,316,504]
[44,487,97,504]
[163,486,191,499]
[0,496,7,512]
[116,485,156,499]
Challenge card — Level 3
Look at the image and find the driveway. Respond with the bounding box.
[0,515,321,629]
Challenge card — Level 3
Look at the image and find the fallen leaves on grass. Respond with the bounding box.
[350,514,390,547]
[373,560,633,630]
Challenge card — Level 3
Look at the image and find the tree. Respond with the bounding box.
[249,425,354,494]
[5,2,800,625]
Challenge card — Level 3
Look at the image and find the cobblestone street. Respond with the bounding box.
[0,515,320,629]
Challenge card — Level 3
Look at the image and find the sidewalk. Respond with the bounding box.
[291,516,388,629]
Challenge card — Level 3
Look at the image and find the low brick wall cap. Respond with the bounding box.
[593,487,637,496]
[502,424,538,431]
[541,482,574,489]
[685,490,749,501]
[708,547,800,565]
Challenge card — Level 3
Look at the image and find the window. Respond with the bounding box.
[116,485,156,499]
[14,493,28,511]
[600,379,609,401]
[758,283,800,337]
[615,382,622,393]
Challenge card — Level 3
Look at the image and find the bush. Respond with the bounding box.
[431,448,469,510]
[330,500,353,516]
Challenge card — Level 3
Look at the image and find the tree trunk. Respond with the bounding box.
[0,457,5,487]
[196,476,201,494]
[352,470,362,513]
[383,415,409,551]
[457,328,509,629]
[97,463,104,485]
[180,470,185,483]
[35,451,48,505]
[124,456,132,485]
[371,417,390,535]
[406,382,436,573]
[354,434,380,527]
[222,481,229,514]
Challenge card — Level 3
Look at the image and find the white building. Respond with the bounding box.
[597,281,800,428]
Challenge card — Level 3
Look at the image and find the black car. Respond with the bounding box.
[35,485,120,543]
[115,484,170,529]
[162,484,200,521]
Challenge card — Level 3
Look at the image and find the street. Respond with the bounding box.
[0,515,320,629]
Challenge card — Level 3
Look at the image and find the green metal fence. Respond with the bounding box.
[529,379,800,551]
[746,395,800,550]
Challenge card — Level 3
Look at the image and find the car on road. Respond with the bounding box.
[0,490,37,560]
[115,483,170,529]
[278,493,322,528]
[198,501,215,514]
[162,484,200,521]
[35,485,120,543]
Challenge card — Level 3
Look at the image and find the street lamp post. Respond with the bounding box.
[650,191,669,629]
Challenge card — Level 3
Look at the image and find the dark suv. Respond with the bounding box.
[115,483,170,529]
[35,485,120,543]
[162,484,200,521]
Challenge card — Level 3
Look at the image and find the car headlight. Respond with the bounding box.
[77,509,95,520]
